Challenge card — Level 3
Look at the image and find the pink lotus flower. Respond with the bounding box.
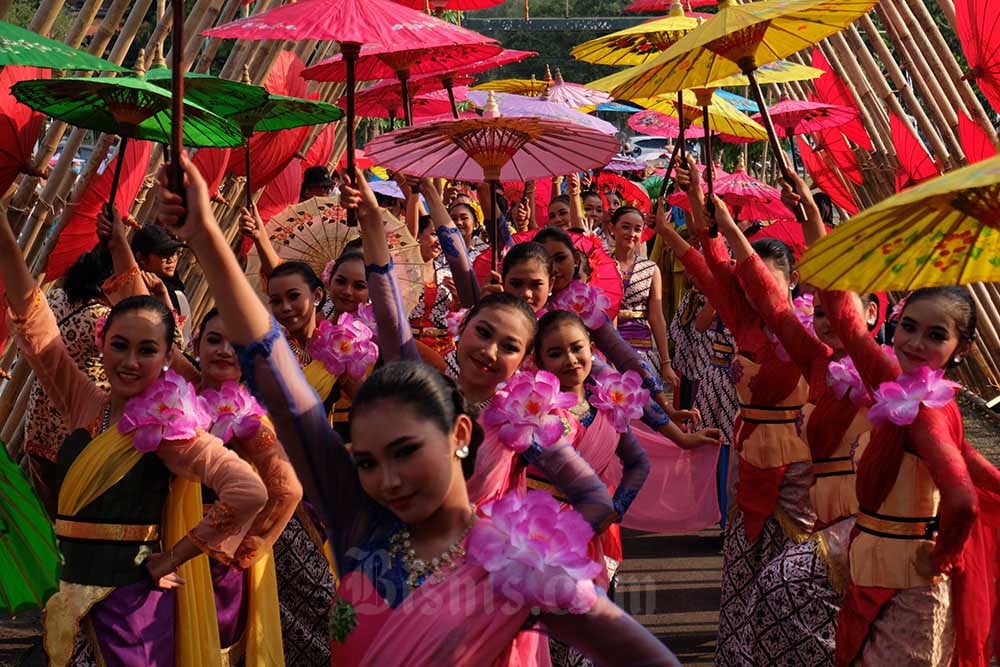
[589,369,648,433]
[446,308,469,340]
[548,281,611,329]
[119,370,210,452]
[356,303,378,337]
[866,366,960,427]
[793,294,815,334]
[827,356,871,407]
[93,313,108,348]
[468,490,601,614]
[198,381,266,442]
[308,314,379,380]
[889,295,908,323]
[480,370,577,453]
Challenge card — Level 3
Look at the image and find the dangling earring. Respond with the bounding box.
[98,352,104,360]
[456,445,470,459]
[194,357,201,365]
[953,356,962,364]
[162,365,169,373]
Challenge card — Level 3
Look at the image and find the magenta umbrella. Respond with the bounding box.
[203,0,500,200]
[628,109,683,139]
[465,90,617,135]
[715,167,794,220]
[543,68,612,109]
[752,97,858,170]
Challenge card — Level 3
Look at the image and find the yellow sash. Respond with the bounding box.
[303,359,338,407]
[57,425,141,517]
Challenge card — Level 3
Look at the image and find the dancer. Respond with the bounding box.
[158,153,681,667]
[0,206,266,667]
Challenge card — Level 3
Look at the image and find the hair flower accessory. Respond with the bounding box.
[308,313,379,380]
[467,491,602,614]
[198,381,266,442]
[321,259,337,286]
[866,366,960,427]
[119,370,210,452]
[793,294,815,334]
[827,356,871,407]
[93,313,108,348]
[481,370,578,453]
[548,281,611,330]
[589,369,648,432]
[446,308,469,341]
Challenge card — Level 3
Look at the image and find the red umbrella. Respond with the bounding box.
[305,123,339,168]
[889,113,939,192]
[594,172,651,215]
[503,176,552,224]
[813,125,863,185]
[352,89,454,120]
[753,98,859,138]
[0,65,50,194]
[191,147,231,204]
[338,149,373,172]
[713,167,793,221]
[795,136,859,215]
[958,111,997,164]
[809,48,872,150]
[625,0,716,11]
[628,109,682,139]
[955,0,1000,115]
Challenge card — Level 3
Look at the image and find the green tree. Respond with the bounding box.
[7,0,76,39]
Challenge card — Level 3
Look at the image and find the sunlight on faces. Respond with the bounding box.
[813,292,877,353]
[102,310,173,399]
[538,320,593,394]
[329,257,368,315]
[457,305,534,392]
[547,200,572,228]
[894,297,967,374]
[449,204,477,242]
[138,250,179,278]
[612,210,644,254]
[418,226,441,263]
[196,314,240,387]
[540,239,576,293]
[503,258,551,313]
[350,399,471,525]
[267,273,321,336]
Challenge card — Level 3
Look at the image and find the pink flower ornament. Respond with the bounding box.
[446,308,469,341]
[321,259,337,286]
[119,370,210,453]
[866,366,960,427]
[793,294,815,334]
[468,490,602,614]
[308,314,379,380]
[198,381,266,442]
[93,313,108,348]
[827,356,871,407]
[548,281,610,329]
[356,303,378,336]
[480,371,578,453]
[589,369,648,432]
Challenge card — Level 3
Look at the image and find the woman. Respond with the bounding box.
[609,206,671,384]
[0,207,266,667]
[667,283,710,411]
[158,154,681,667]
[656,158,813,666]
[409,215,457,357]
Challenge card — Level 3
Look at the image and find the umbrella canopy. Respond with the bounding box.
[628,109,683,138]
[755,97,859,137]
[604,155,649,172]
[354,92,454,120]
[472,75,550,97]
[461,49,538,77]
[0,20,128,72]
[143,65,271,118]
[636,89,768,141]
[0,441,60,615]
[543,69,611,109]
[572,1,701,67]
[595,172,652,213]
[625,0,716,11]
[798,154,1000,291]
[301,40,501,84]
[714,166,794,220]
[12,73,244,147]
[466,90,617,135]
[955,0,1000,116]
[228,93,344,135]
[0,65,49,193]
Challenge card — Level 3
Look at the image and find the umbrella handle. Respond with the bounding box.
[743,69,806,224]
[169,0,184,206]
[443,77,460,121]
[106,135,128,218]
[244,140,253,211]
[489,180,500,272]
[656,139,683,206]
[343,43,361,227]
[701,105,718,238]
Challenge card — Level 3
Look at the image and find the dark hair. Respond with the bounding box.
[581,190,603,205]
[417,214,434,236]
[65,246,114,305]
[351,361,484,479]
[610,205,643,226]
[532,225,575,256]
[194,307,221,348]
[813,192,834,225]
[751,238,795,281]
[502,241,552,279]
[104,295,176,347]
[375,192,399,209]
[534,310,589,365]
[548,194,571,209]
[267,260,326,309]
[330,251,366,280]
[461,293,539,353]
[905,286,978,349]
[448,202,480,226]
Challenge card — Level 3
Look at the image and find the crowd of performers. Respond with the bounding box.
[2,147,999,667]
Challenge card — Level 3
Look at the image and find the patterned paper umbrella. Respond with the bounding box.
[572,1,702,68]
[604,155,650,172]
[798,154,1000,291]
[543,68,611,110]
[0,20,127,72]
[755,97,859,137]
[472,75,550,97]
[714,164,794,221]
[625,0,716,11]
[628,109,683,139]
[466,90,617,135]
[394,0,505,12]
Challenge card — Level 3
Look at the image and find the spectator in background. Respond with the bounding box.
[131,224,191,341]
[300,165,334,201]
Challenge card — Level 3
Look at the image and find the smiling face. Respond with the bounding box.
[449,204,477,243]
[267,273,320,336]
[350,399,469,524]
[329,257,369,315]
[893,296,966,374]
[541,239,576,293]
[538,319,592,393]
[456,305,534,393]
[813,293,878,353]
[503,258,551,313]
[582,194,604,226]
[196,314,240,387]
[612,210,644,255]
[547,201,572,228]
[418,225,441,263]
[102,310,172,399]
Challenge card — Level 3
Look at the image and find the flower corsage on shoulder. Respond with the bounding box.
[468,490,603,614]
[589,369,648,433]
[548,281,611,330]
[480,370,578,453]
[198,381,266,442]
[867,366,960,427]
[307,312,379,380]
[827,355,871,407]
[119,370,210,452]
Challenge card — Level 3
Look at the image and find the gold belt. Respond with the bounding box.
[526,476,569,503]
[709,354,732,367]
[618,309,647,320]
[55,518,159,542]
[813,456,855,478]
[412,326,448,337]
[856,509,938,540]
[739,404,803,424]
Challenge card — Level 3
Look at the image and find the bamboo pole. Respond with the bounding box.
[28,0,66,35]
[936,0,958,34]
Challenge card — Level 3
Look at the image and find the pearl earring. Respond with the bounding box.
[456,445,470,459]
[162,365,169,373]
[953,356,962,364]
[194,357,200,364]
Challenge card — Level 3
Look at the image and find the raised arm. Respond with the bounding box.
[524,439,617,532]
[240,204,282,277]
[820,288,899,389]
[612,430,650,518]
[420,179,480,307]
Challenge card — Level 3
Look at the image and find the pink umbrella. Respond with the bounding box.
[625,0,717,11]
[714,167,794,221]
[754,98,860,138]
[419,86,471,103]
[465,90,617,135]
[628,109,683,139]
[604,155,649,172]
[364,93,620,268]
[352,91,454,120]
[543,68,611,109]
[203,0,500,182]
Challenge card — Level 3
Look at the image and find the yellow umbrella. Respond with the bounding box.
[590,59,822,95]
[571,0,701,67]
[637,88,767,141]
[798,156,1000,291]
[472,75,550,97]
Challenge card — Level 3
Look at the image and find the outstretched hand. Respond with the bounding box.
[340,167,381,226]
[707,194,738,235]
[96,204,127,248]
[239,204,265,241]
[156,152,215,244]
[675,155,702,203]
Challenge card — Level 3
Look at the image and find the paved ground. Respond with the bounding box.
[2,397,997,667]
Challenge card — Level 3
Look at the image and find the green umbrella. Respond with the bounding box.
[0,20,127,72]
[12,69,245,206]
[226,81,344,207]
[0,442,60,614]
[143,64,271,119]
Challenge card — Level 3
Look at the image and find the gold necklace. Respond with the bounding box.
[568,397,591,417]
[388,508,476,590]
